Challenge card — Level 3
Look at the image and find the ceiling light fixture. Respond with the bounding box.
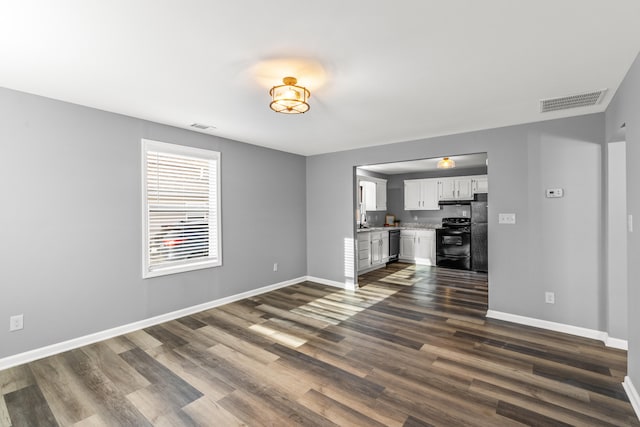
[437,157,456,169]
[269,77,310,114]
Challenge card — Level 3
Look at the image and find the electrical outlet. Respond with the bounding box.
[462,210,468,217]
[10,314,23,331]
[545,292,555,304]
[273,263,278,272]
[498,213,516,224]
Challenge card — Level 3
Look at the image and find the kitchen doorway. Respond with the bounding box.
[353,152,489,291]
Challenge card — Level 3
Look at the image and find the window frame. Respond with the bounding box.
[141,139,222,278]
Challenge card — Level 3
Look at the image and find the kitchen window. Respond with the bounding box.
[141,139,221,278]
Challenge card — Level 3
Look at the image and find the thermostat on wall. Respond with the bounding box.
[546,188,564,198]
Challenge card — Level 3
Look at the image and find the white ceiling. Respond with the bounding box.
[1,1,639,156]
[359,153,488,175]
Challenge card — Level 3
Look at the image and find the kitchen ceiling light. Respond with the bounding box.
[437,157,456,169]
[269,77,310,114]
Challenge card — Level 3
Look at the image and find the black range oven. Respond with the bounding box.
[436,217,471,270]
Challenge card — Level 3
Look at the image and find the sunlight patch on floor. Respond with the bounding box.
[248,324,308,348]
[295,264,420,325]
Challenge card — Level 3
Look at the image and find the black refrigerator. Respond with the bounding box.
[470,194,488,272]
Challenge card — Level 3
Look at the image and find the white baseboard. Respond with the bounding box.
[0,276,306,371]
[624,376,640,421]
[304,275,357,291]
[486,310,628,350]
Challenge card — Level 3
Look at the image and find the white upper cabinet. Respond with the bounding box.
[361,180,377,211]
[438,177,474,201]
[405,174,486,206]
[375,180,387,211]
[404,179,439,210]
[404,180,422,210]
[358,176,387,211]
[471,175,488,194]
[456,178,473,199]
[438,179,457,200]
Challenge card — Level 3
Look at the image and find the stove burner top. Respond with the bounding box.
[442,217,471,227]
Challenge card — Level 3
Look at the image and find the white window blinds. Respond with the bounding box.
[142,139,221,278]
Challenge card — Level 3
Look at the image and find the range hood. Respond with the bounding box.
[438,193,487,206]
[438,200,471,206]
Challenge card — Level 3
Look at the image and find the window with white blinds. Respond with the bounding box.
[142,139,221,278]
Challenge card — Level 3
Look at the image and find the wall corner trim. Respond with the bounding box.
[0,276,307,371]
[485,310,628,350]
[605,336,629,350]
[623,376,640,421]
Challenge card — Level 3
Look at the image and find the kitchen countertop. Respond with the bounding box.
[357,226,440,233]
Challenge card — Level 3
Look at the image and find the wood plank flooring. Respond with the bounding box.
[1,263,638,426]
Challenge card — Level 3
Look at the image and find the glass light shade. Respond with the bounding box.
[269,77,310,114]
[437,157,456,169]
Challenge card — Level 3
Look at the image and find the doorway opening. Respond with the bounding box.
[606,141,628,343]
[353,152,489,294]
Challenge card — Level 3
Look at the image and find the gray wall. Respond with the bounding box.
[0,87,307,359]
[307,114,606,332]
[606,51,640,387]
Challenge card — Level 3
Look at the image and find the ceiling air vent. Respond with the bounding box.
[540,89,607,113]
[190,123,216,130]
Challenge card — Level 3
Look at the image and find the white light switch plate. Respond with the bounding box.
[629,214,633,233]
[498,213,516,224]
[546,188,564,198]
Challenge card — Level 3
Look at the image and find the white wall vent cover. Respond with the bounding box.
[190,123,215,130]
[540,89,607,113]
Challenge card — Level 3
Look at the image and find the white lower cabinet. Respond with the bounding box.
[358,230,390,273]
[415,230,435,264]
[400,231,416,259]
[399,229,435,265]
[357,232,371,271]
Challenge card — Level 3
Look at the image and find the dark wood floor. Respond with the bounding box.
[1,263,638,426]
